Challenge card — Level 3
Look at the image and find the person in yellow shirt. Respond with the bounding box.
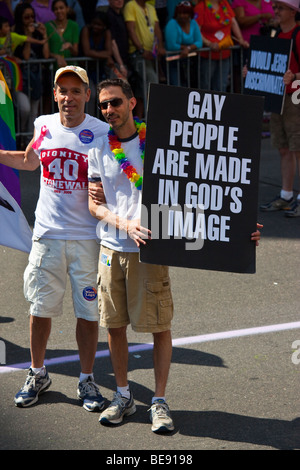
[124,0,165,117]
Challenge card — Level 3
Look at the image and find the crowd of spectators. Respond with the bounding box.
[0,0,278,119]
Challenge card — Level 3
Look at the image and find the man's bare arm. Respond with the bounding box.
[0,137,39,171]
[88,181,151,247]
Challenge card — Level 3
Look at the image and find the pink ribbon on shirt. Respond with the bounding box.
[32,125,48,150]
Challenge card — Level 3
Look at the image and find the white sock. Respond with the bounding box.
[31,366,46,376]
[152,396,165,404]
[297,194,300,201]
[80,372,94,382]
[117,385,130,399]
[280,189,293,201]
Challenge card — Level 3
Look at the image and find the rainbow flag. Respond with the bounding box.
[0,57,23,92]
[0,181,32,253]
[0,69,21,205]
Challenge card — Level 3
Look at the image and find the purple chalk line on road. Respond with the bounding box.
[1,321,300,374]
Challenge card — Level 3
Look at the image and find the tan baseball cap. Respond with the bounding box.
[54,65,89,85]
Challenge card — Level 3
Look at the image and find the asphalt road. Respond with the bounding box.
[0,137,299,452]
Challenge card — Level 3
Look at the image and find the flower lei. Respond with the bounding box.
[206,0,230,26]
[108,117,146,190]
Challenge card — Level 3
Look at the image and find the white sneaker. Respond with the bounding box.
[99,391,136,424]
[149,400,174,433]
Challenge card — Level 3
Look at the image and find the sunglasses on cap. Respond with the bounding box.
[177,1,192,6]
[98,98,123,110]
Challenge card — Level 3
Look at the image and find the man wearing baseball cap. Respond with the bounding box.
[260,0,300,216]
[54,65,90,86]
[0,65,110,410]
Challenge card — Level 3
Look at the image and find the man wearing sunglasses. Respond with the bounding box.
[88,78,174,433]
[260,0,300,216]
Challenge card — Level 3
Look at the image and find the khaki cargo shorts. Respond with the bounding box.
[98,246,173,333]
[24,237,100,321]
[270,94,300,151]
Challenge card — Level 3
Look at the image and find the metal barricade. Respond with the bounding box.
[164,44,244,92]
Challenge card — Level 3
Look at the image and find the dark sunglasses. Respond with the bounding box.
[98,98,123,110]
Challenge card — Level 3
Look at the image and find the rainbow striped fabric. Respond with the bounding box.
[0,69,21,205]
[0,57,23,92]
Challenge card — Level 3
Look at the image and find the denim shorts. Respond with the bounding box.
[24,237,100,321]
[98,246,173,333]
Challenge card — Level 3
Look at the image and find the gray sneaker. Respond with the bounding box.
[260,195,293,212]
[285,200,300,217]
[14,367,51,407]
[77,376,105,412]
[149,400,174,433]
[99,391,136,424]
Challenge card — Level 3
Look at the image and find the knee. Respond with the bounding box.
[108,326,127,338]
[153,329,172,343]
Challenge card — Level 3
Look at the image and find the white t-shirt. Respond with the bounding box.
[33,113,109,240]
[88,133,143,252]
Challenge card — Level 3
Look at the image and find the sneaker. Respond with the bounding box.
[99,391,136,424]
[14,367,51,407]
[149,399,174,433]
[77,376,105,412]
[260,195,293,212]
[285,200,300,217]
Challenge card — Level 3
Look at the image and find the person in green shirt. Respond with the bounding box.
[45,0,79,68]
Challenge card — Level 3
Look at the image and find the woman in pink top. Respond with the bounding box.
[231,0,275,43]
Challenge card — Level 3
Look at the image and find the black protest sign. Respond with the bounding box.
[140,84,264,274]
[244,35,292,114]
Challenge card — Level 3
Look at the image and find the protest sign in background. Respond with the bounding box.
[244,35,292,114]
[140,84,264,273]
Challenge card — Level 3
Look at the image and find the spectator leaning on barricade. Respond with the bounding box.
[107,0,130,79]
[0,10,47,92]
[123,0,165,118]
[260,0,300,217]
[45,0,79,69]
[232,0,275,62]
[80,12,114,115]
[165,1,202,87]
[230,0,275,92]
[194,0,249,92]
[0,13,47,54]
[13,2,49,142]
[232,0,275,44]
